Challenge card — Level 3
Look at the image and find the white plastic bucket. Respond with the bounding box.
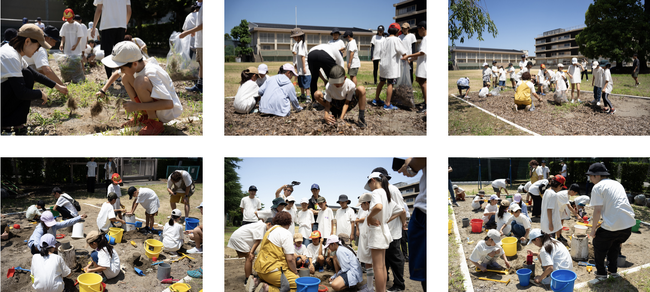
[72,222,85,239]
[574,225,587,236]
[124,214,136,232]
[58,244,76,269]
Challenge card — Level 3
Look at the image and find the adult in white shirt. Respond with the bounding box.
[587,163,635,279]
[240,185,262,225]
[86,158,98,193]
[97,193,125,232]
[526,229,572,285]
[402,21,427,112]
[106,173,123,220]
[52,187,78,219]
[228,219,272,282]
[84,231,121,280]
[126,187,161,232]
[398,23,417,83]
[163,209,185,253]
[31,234,71,292]
[166,169,194,219]
[539,176,564,240]
[566,57,584,103]
[92,0,132,79]
[307,44,344,98]
[370,25,385,84]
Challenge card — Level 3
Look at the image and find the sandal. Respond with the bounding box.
[187,268,202,278]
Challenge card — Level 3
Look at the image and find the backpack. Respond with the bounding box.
[63,194,81,211]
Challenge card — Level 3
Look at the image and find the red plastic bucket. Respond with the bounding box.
[471,219,483,233]
[318,284,328,292]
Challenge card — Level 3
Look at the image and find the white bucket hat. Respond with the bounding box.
[102,41,143,68]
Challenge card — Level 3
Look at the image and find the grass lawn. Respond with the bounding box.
[224,61,425,104]
[448,206,466,292]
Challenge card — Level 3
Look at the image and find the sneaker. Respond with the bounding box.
[383,104,398,110]
[452,202,459,207]
[590,274,608,286]
[512,104,518,111]
[603,108,611,114]
[577,99,582,103]
[185,84,202,93]
[372,99,385,106]
[571,99,575,104]
[609,272,622,278]
[245,275,256,292]
[609,108,616,114]
[187,247,203,254]
[305,97,312,104]
[358,119,367,128]
[387,287,405,292]
[138,119,165,135]
[597,102,601,106]
[541,93,546,96]
[417,105,426,113]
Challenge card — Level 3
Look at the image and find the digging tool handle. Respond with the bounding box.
[479,277,510,284]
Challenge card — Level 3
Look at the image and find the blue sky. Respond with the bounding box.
[448,0,594,55]
[225,0,400,34]
[235,157,421,211]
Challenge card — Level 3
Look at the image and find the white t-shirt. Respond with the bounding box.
[134,59,182,123]
[368,188,392,249]
[267,226,294,254]
[284,208,297,235]
[31,253,71,292]
[294,244,307,256]
[305,242,324,262]
[541,166,550,179]
[387,184,405,240]
[55,194,78,216]
[508,67,516,79]
[506,213,532,230]
[329,39,345,52]
[77,23,88,54]
[234,80,260,114]
[472,196,484,210]
[93,0,131,30]
[240,196,262,223]
[529,179,549,196]
[575,195,590,207]
[296,209,315,239]
[135,188,160,214]
[556,190,571,220]
[335,207,357,237]
[499,68,507,81]
[561,164,568,177]
[26,205,43,220]
[88,27,100,42]
[86,161,98,176]
[96,247,121,279]
[182,12,198,48]
[483,203,498,222]
[478,87,489,98]
[568,64,581,83]
[60,21,84,56]
[346,39,360,69]
[593,67,604,88]
[316,207,334,237]
[107,183,122,210]
[491,65,499,78]
[97,201,116,232]
[590,179,636,231]
[415,35,427,78]
[132,37,146,50]
[603,68,613,94]
[167,170,193,193]
[496,212,513,235]
[163,221,185,251]
[491,179,507,189]
[399,33,416,56]
[370,35,384,60]
[540,189,563,234]
[538,238,573,272]
[296,41,311,76]
[83,45,93,56]
[414,166,426,212]
[324,79,356,102]
[227,220,267,253]
[194,5,203,48]
[37,22,45,30]
[556,71,567,91]
[23,47,49,69]
[292,42,298,67]
[379,36,407,79]
[469,240,502,263]
[519,60,527,71]
[309,44,344,68]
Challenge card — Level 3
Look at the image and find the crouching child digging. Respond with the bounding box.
[313,65,367,127]
[98,41,183,135]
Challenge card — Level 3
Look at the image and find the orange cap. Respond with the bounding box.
[62,8,74,21]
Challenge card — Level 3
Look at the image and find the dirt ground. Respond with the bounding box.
[224,99,426,136]
[1,199,203,292]
[451,196,650,291]
[224,257,422,291]
[456,91,650,135]
[13,58,202,136]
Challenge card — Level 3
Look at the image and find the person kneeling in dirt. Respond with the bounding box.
[313,65,367,127]
[98,192,126,232]
[229,217,273,286]
[31,234,72,292]
[456,77,470,98]
[323,235,363,292]
[478,84,492,98]
[126,186,160,234]
[163,209,185,255]
[471,190,486,210]
[258,63,303,117]
[234,67,261,114]
[513,72,542,112]
[28,211,87,254]
[52,187,79,220]
[98,41,183,135]
[26,200,47,221]
[185,202,203,254]
[84,230,121,280]
[453,185,466,201]
[22,25,65,86]
[526,228,572,285]
[469,229,511,272]
[84,39,98,67]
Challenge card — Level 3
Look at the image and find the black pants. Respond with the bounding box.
[531,195,542,217]
[100,28,126,79]
[373,60,380,84]
[307,50,337,98]
[57,205,74,220]
[385,238,405,290]
[1,69,35,127]
[593,227,632,276]
[408,60,414,84]
[602,92,614,109]
[400,229,409,260]
[87,177,96,193]
[581,70,589,80]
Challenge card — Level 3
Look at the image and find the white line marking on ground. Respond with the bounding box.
[574,262,650,289]
[450,94,541,136]
[451,208,475,292]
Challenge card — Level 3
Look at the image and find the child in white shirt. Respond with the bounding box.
[163,209,185,254]
[373,23,407,110]
[469,230,511,271]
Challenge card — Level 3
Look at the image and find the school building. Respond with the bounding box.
[534,25,588,67]
[396,181,420,217]
[393,0,426,33]
[0,0,66,33]
[248,22,375,62]
[449,46,527,70]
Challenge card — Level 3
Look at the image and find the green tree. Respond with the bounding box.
[225,33,232,41]
[448,0,498,46]
[225,158,247,221]
[230,19,253,57]
[576,0,650,70]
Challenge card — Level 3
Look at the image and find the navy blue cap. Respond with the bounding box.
[310,184,320,190]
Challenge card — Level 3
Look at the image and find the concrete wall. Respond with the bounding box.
[1,0,67,33]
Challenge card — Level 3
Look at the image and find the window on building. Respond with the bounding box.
[277,44,290,50]
[359,36,371,45]
[261,45,272,50]
[485,53,493,60]
[457,52,466,59]
[260,33,273,43]
[405,198,414,203]
[478,53,485,61]
[307,34,319,44]
[277,33,290,44]
[397,5,417,15]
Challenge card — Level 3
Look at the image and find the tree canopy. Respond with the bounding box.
[576,0,650,69]
[224,158,246,216]
[448,0,498,46]
[230,19,254,57]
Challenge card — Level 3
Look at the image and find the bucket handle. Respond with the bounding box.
[81,282,104,292]
[552,280,570,291]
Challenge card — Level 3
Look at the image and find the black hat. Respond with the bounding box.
[521,55,526,58]
[37,17,42,21]
[127,186,138,199]
[51,187,62,194]
[337,194,351,204]
[371,167,391,180]
[43,25,61,42]
[586,163,610,176]
[271,197,287,209]
[36,200,46,209]
[492,60,497,64]
[249,185,258,191]
[330,28,340,35]
[377,25,385,32]
[342,31,353,38]
[568,183,580,193]
[73,15,81,20]
[4,28,17,42]
[417,21,426,29]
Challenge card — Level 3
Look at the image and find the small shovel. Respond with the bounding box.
[7,267,15,278]
[578,262,595,267]
[125,221,143,228]
[475,267,509,275]
[479,277,510,285]
[152,261,165,266]
[161,278,179,284]
[14,267,30,273]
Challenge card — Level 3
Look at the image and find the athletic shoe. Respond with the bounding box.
[138,119,165,135]
[452,202,459,207]
[185,84,202,93]
[383,104,398,110]
[187,247,203,254]
[305,97,312,104]
[609,272,622,278]
[245,275,256,292]
[512,104,518,111]
[541,93,546,96]
[387,287,405,292]
[571,99,575,104]
[597,102,601,106]
[609,108,616,114]
[372,99,385,106]
[577,99,581,103]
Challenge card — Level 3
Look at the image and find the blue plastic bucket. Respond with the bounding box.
[295,276,320,292]
[185,217,200,231]
[550,270,577,292]
[516,268,532,287]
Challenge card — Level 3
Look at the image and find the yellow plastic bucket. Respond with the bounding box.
[502,237,518,257]
[144,239,163,259]
[77,273,104,292]
[169,283,192,292]
[108,227,124,243]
